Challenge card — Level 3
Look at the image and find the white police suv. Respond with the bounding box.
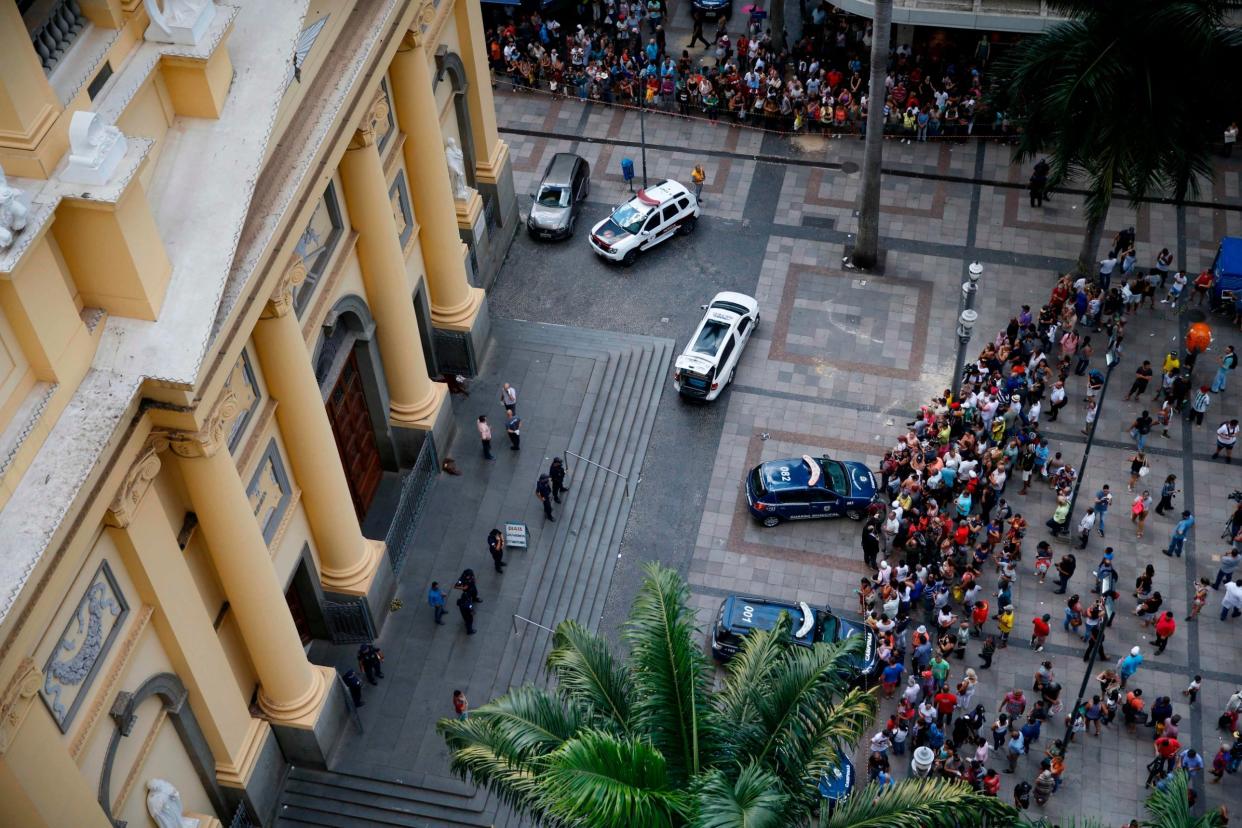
[588,180,700,266]
[673,292,759,401]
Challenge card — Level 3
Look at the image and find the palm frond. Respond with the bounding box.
[536,730,690,828]
[820,778,1018,828]
[785,688,879,816]
[1141,770,1223,828]
[624,561,713,783]
[547,620,633,733]
[693,763,789,828]
[715,614,793,725]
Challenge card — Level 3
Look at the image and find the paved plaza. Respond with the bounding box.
[295,85,1242,827]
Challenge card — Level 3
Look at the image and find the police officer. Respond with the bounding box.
[505,407,521,450]
[488,528,506,573]
[457,591,476,635]
[549,457,569,503]
[342,668,365,708]
[357,643,385,685]
[536,474,554,522]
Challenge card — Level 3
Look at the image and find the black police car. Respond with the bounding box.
[692,0,732,18]
[708,595,879,682]
[745,454,879,527]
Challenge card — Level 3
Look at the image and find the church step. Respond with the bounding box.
[276,767,492,828]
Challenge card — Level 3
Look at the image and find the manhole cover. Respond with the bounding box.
[841,161,860,174]
[843,314,862,325]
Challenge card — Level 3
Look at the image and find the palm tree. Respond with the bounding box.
[995,0,1242,274]
[850,0,893,271]
[438,562,1015,827]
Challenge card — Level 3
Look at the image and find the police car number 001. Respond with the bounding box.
[741,604,755,623]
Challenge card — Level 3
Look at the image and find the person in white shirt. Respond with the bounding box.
[1214,419,1239,463]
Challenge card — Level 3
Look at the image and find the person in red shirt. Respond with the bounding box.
[1192,269,1215,305]
[1154,734,1182,772]
[982,768,1001,795]
[1030,613,1051,651]
[1153,611,1177,655]
[934,689,958,727]
[971,601,990,637]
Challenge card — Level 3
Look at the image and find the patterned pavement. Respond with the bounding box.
[493,86,1242,825]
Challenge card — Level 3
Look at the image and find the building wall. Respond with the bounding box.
[0,0,516,824]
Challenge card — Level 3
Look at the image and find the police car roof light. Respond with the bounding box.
[803,455,821,487]
[795,602,816,638]
[636,189,662,206]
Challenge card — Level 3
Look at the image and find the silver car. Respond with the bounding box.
[527,153,591,240]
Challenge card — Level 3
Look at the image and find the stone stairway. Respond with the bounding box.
[276,319,674,828]
[488,321,673,704]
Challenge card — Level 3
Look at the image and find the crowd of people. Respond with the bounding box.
[853,231,1241,812]
[487,2,1010,137]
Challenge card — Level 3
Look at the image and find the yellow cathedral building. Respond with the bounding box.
[0,0,515,825]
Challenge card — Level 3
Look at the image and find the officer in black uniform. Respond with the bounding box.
[536,474,554,521]
[488,528,506,573]
[342,669,364,707]
[549,457,569,503]
[357,643,385,685]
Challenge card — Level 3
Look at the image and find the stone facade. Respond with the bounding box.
[0,0,514,825]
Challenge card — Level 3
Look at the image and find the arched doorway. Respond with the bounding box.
[314,296,397,522]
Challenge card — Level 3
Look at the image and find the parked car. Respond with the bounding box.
[692,0,732,19]
[588,179,699,265]
[818,752,856,812]
[745,454,879,527]
[673,292,759,401]
[708,595,879,683]
[528,152,591,240]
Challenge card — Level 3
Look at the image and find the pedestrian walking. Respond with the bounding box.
[505,408,521,450]
[1131,491,1152,539]
[1163,511,1194,558]
[1030,614,1051,651]
[456,592,477,634]
[1153,612,1176,654]
[1129,411,1154,450]
[862,521,881,570]
[477,415,494,460]
[1189,386,1212,426]
[1213,419,1239,463]
[428,581,447,625]
[357,643,385,684]
[691,163,706,203]
[1047,497,1071,538]
[1033,765,1056,806]
[1081,397,1098,435]
[1013,780,1032,810]
[488,527,506,573]
[1053,554,1076,594]
[979,635,997,669]
[1215,549,1242,590]
[1184,676,1202,704]
[499,382,518,413]
[687,9,710,48]
[549,457,569,502]
[1188,578,1210,621]
[1124,361,1155,401]
[342,669,364,707]
[1076,508,1097,549]
[1128,451,1148,491]
[453,689,469,720]
[536,473,555,521]
[1093,486,1113,536]
[1221,579,1242,621]
[1154,475,1179,515]
[1118,646,1144,688]
[1048,381,1068,421]
[1211,345,1238,393]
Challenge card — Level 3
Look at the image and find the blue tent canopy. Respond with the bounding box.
[1212,236,1242,300]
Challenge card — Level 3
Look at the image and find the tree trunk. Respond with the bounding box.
[1076,211,1106,276]
[851,0,892,270]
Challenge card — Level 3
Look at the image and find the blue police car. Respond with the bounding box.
[708,596,879,683]
[745,453,878,527]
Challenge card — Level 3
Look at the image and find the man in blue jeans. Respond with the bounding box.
[1215,549,1242,589]
[1093,486,1113,536]
[1164,511,1195,558]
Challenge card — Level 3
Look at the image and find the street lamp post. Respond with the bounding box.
[637,80,649,188]
[1060,332,1122,540]
[951,262,984,400]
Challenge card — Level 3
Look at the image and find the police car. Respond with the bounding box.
[745,454,878,527]
[673,292,759,401]
[588,180,700,266]
[818,753,856,812]
[709,595,879,681]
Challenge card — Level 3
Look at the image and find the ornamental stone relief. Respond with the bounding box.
[41,562,129,731]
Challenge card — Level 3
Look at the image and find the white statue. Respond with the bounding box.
[146,779,200,828]
[143,0,216,46]
[0,164,29,251]
[62,111,128,186]
[444,138,468,200]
